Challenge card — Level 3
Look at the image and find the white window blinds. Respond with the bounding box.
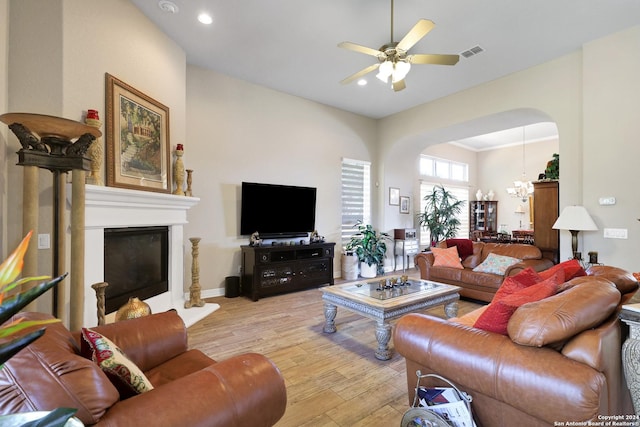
[341,158,371,247]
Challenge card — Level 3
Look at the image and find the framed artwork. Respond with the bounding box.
[400,196,410,214]
[389,187,400,205]
[105,73,171,193]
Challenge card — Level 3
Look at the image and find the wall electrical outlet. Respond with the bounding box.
[598,197,616,205]
[603,228,628,239]
[237,265,242,274]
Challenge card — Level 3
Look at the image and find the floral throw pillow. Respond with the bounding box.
[472,253,521,275]
[81,328,154,399]
[431,246,464,269]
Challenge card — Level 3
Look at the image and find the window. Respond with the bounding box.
[418,183,469,245]
[341,158,371,247]
[418,155,469,246]
[420,155,468,182]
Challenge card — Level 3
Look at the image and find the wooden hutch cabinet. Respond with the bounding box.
[469,200,498,238]
[533,180,559,263]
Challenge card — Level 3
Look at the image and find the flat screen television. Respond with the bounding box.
[240,182,317,238]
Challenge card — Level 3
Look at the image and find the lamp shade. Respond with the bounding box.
[552,206,598,231]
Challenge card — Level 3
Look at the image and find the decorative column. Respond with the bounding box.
[185,237,205,308]
[91,282,109,326]
[185,169,193,197]
[22,166,39,311]
[84,109,103,186]
[70,168,86,330]
[173,144,185,195]
[0,112,100,325]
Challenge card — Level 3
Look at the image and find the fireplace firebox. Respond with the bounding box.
[104,226,169,313]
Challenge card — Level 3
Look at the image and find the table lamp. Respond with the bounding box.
[552,205,598,259]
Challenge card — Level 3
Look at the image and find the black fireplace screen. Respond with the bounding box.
[104,226,169,314]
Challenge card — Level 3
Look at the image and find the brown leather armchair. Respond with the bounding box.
[0,310,287,427]
[394,266,638,426]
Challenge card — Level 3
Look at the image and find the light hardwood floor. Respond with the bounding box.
[187,271,482,427]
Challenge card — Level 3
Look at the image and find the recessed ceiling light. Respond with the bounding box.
[198,12,213,25]
[158,0,179,14]
[357,79,367,86]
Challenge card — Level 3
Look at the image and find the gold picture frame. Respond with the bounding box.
[105,73,171,193]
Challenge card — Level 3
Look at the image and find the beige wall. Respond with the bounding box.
[3,0,639,297]
[4,0,186,312]
[379,26,640,270]
[477,139,559,232]
[185,65,378,290]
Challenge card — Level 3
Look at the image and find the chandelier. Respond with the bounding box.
[506,126,534,202]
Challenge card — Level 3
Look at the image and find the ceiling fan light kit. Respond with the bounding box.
[339,0,459,92]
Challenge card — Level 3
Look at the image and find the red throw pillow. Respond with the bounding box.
[539,259,586,282]
[492,267,542,301]
[473,270,563,335]
[500,276,560,307]
[445,238,474,260]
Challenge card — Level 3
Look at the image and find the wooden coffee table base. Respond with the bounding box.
[322,282,459,360]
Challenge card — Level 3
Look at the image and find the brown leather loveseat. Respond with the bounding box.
[0,310,287,426]
[415,241,554,302]
[394,265,637,426]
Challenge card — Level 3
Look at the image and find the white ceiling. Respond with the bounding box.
[130,0,640,121]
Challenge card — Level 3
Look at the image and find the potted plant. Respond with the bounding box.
[345,221,391,278]
[0,231,75,426]
[417,184,465,247]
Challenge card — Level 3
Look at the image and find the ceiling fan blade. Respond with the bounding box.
[392,79,406,92]
[338,42,383,58]
[396,19,435,52]
[340,63,381,85]
[408,53,460,66]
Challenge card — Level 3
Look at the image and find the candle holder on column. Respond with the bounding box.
[185,169,193,197]
[173,146,185,195]
[185,237,205,308]
[85,109,103,185]
[91,281,109,326]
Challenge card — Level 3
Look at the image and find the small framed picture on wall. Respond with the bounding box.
[389,187,400,206]
[400,196,410,214]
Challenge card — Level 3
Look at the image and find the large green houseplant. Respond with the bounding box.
[345,221,391,278]
[417,184,465,247]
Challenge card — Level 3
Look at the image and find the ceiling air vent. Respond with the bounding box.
[460,45,484,59]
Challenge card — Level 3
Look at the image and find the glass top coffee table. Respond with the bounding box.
[321,277,460,360]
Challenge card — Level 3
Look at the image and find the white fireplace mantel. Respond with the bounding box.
[80,184,217,327]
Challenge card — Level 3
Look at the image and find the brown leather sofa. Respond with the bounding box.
[394,265,638,426]
[415,241,554,302]
[0,310,287,427]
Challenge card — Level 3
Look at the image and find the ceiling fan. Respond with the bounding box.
[338,0,459,91]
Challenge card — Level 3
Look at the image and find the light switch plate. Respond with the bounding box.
[37,233,51,249]
[603,228,627,239]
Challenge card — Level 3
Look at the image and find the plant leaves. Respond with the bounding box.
[0,318,60,339]
[0,231,32,291]
[20,407,78,427]
[0,273,67,326]
[0,328,44,366]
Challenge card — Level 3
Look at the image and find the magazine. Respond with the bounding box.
[417,386,477,427]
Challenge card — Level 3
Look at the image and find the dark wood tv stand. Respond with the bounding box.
[241,242,335,301]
